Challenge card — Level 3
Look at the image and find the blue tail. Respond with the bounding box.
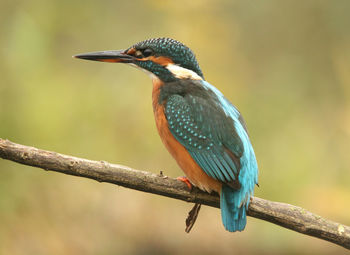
[220,184,247,232]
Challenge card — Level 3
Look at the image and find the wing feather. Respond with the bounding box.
[165,92,243,188]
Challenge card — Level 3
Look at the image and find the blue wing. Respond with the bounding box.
[165,84,245,189]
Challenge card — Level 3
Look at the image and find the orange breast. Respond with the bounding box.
[152,78,221,193]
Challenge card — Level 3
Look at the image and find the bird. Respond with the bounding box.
[74,38,258,232]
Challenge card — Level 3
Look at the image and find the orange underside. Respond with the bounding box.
[152,78,221,194]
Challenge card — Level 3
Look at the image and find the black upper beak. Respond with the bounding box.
[73,50,133,63]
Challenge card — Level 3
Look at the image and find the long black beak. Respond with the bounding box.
[74,50,133,63]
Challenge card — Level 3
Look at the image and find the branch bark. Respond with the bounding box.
[0,138,349,249]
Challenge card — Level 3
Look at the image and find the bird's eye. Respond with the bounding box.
[134,49,153,58]
[142,48,153,57]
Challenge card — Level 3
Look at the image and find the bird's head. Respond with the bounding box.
[74,38,204,82]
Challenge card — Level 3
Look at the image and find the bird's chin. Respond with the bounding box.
[128,63,159,81]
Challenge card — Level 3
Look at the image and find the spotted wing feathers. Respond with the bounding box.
[165,94,243,188]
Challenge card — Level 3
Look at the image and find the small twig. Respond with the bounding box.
[0,138,349,250]
[185,203,202,233]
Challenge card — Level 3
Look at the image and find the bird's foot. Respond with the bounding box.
[176,176,193,190]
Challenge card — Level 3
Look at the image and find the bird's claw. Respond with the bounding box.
[177,176,193,190]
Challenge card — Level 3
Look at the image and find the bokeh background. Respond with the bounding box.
[1,0,350,254]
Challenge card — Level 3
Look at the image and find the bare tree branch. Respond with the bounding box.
[0,138,349,249]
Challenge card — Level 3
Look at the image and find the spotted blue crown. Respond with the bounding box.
[129,38,204,81]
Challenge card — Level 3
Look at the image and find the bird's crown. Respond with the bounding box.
[126,38,204,81]
[129,38,202,77]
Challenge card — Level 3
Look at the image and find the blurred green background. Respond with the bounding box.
[1,0,350,254]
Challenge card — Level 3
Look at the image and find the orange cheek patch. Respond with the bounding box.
[129,51,173,66]
[147,56,174,66]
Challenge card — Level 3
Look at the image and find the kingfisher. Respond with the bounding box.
[74,38,258,232]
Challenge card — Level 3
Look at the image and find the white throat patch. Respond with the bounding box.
[128,63,158,80]
[166,64,202,80]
